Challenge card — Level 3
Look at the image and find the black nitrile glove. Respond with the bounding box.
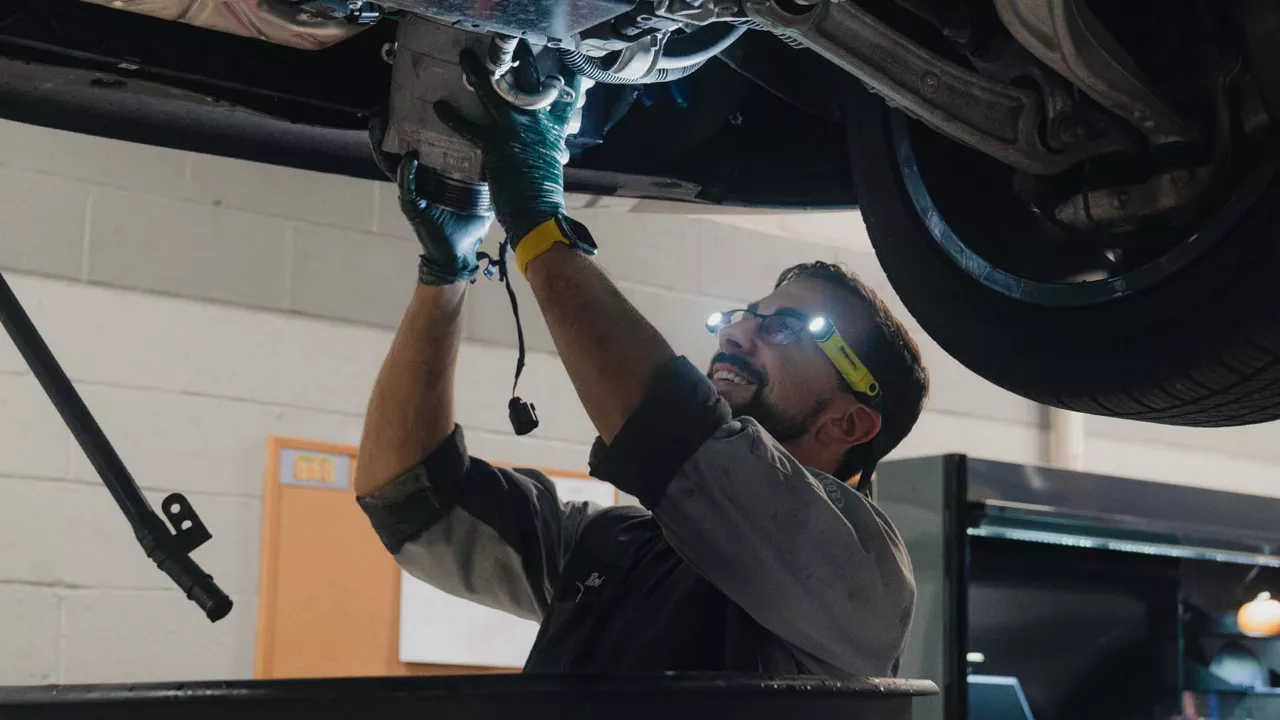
[434,44,581,248]
[370,116,495,285]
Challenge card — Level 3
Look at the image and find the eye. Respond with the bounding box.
[759,316,803,344]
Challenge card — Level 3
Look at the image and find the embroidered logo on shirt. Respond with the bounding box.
[817,475,845,508]
[574,572,606,602]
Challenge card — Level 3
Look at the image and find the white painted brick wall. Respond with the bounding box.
[0,585,60,685]
[176,304,390,415]
[290,225,420,326]
[88,189,295,310]
[69,386,363,497]
[0,117,1277,688]
[9,278,190,391]
[59,590,258,684]
[0,116,190,197]
[0,169,90,280]
[185,154,376,233]
[0,376,72,480]
[699,228,840,302]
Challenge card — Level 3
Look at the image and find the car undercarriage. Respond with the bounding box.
[3,0,1280,429]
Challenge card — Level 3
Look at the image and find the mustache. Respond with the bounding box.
[709,352,765,385]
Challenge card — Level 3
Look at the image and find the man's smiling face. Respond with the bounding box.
[707,277,860,442]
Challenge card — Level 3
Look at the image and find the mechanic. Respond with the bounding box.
[354,48,929,677]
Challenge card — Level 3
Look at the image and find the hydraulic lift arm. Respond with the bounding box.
[0,270,231,622]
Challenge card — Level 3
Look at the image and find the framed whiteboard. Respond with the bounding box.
[398,473,617,668]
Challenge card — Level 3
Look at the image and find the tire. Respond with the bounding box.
[844,83,1280,427]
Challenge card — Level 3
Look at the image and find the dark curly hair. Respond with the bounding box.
[775,261,929,484]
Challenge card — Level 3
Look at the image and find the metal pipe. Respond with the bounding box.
[493,73,569,109]
[75,0,370,50]
[558,47,708,84]
[657,23,748,69]
[486,35,572,110]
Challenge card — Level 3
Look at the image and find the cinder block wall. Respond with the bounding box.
[0,119,1277,685]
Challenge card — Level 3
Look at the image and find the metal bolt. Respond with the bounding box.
[921,72,940,94]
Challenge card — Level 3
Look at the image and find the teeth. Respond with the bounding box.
[713,370,750,385]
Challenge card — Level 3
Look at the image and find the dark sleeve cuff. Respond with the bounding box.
[356,425,470,553]
[589,356,731,509]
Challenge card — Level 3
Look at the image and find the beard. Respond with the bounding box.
[709,352,829,443]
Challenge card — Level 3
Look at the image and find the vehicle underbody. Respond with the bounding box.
[3,0,1280,429]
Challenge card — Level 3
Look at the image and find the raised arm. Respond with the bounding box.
[354,129,604,621]
[432,49,674,442]
[354,282,466,495]
[353,146,492,495]
[527,247,675,442]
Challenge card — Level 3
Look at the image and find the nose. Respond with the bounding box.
[718,314,757,354]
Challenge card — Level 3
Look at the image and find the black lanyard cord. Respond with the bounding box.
[480,242,539,435]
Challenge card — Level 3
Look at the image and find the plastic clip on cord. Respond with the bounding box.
[0,270,232,621]
[480,242,539,435]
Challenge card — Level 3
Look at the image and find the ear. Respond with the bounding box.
[817,396,882,449]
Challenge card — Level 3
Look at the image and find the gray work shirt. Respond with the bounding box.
[359,356,915,676]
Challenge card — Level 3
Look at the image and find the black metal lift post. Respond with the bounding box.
[0,270,231,622]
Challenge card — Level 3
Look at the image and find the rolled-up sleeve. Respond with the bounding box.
[358,426,601,622]
[590,357,916,676]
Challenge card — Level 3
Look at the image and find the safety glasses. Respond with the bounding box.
[705,309,881,402]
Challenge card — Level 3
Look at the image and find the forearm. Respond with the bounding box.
[525,244,675,443]
[354,283,466,496]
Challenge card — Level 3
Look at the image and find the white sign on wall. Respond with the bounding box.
[398,474,617,668]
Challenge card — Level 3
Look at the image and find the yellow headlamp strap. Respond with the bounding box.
[814,326,881,400]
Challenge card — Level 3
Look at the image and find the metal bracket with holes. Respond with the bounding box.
[161,494,214,556]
